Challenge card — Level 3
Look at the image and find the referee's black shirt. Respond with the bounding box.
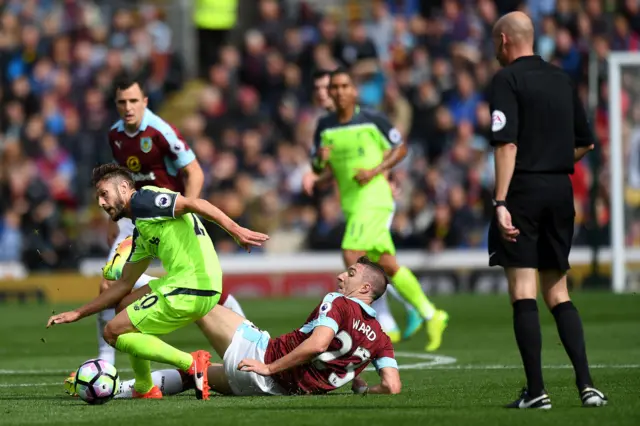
[488,55,593,174]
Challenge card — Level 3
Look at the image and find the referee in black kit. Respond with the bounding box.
[487,12,607,409]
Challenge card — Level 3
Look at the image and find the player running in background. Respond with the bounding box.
[111,256,400,398]
[302,69,420,344]
[48,164,268,400]
[96,76,205,366]
[303,68,449,352]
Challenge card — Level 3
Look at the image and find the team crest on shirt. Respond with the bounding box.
[155,194,171,208]
[491,110,507,132]
[140,137,153,153]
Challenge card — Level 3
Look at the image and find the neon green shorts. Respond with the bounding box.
[341,209,396,262]
[127,282,220,335]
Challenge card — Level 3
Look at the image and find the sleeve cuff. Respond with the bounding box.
[315,316,339,333]
[299,316,339,334]
[372,357,398,372]
[174,150,197,169]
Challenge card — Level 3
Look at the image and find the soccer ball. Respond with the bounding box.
[74,359,120,405]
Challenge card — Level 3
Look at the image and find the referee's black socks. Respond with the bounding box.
[512,299,545,397]
[551,301,594,390]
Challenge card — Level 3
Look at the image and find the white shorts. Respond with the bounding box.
[106,218,148,290]
[223,321,287,396]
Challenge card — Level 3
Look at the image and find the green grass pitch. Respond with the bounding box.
[1,292,639,426]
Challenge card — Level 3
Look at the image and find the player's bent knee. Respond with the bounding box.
[102,323,119,347]
[376,253,400,275]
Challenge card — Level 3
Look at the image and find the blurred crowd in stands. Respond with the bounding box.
[1,0,639,270]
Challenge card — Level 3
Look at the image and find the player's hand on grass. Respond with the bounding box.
[354,168,378,186]
[302,171,319,196]
[496,206,519,242]
[231,227,269,253]
[237,358,272,376]
[46,311,81,328]
[352,376,369,394]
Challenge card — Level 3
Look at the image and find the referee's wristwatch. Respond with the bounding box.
[492,199,507,208]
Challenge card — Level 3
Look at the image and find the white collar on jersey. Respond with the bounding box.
[347,296,377,318]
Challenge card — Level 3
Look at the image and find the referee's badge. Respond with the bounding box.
[491,110,507,132]
[140,137,153,153]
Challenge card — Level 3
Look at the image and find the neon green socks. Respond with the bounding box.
[391,266,436,320]
[115,333,193,393]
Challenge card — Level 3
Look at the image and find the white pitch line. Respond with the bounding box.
[426,364,640,370]
[0,383,60,388]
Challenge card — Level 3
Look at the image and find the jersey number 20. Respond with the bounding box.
[313,330,371,388]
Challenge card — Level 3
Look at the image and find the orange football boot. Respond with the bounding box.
[188,350,211,400]
[132,385,163,399]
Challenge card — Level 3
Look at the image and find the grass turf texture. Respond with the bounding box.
[0,293,638,426]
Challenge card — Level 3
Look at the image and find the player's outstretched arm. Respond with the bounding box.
[173,195,269,252]
[238,326,335,376]
[366,367,401,395]
[46,259,150,327]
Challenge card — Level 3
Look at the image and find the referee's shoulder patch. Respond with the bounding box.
[491,110,507,132]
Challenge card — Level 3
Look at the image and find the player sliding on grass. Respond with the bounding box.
[303,67,448,350]
[48,164,268,400]
[84,256,400,397]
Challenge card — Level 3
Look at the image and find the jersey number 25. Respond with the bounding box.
[313,330,371,388]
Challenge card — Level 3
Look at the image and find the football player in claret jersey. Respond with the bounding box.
[96,76,205,366]
[110,256,401,398]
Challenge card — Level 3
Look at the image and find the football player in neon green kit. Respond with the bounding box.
[304,68,448,351]
[47,164,268,400]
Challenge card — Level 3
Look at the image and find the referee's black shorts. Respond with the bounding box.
[488,173,574,271]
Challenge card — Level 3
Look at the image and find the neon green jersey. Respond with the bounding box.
[126,186,221,292]
[311,108,403,214]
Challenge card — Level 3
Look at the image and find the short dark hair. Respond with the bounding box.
[114,75,145,95]
[329,66,352,83]
[91,163,135,188]
[312,69,331,81]
[356,256,389,301]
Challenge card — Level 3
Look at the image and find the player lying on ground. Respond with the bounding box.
[103,236,246,317]
[303,67,448,350]
[47,164,268,401]
[101,256,401,398]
